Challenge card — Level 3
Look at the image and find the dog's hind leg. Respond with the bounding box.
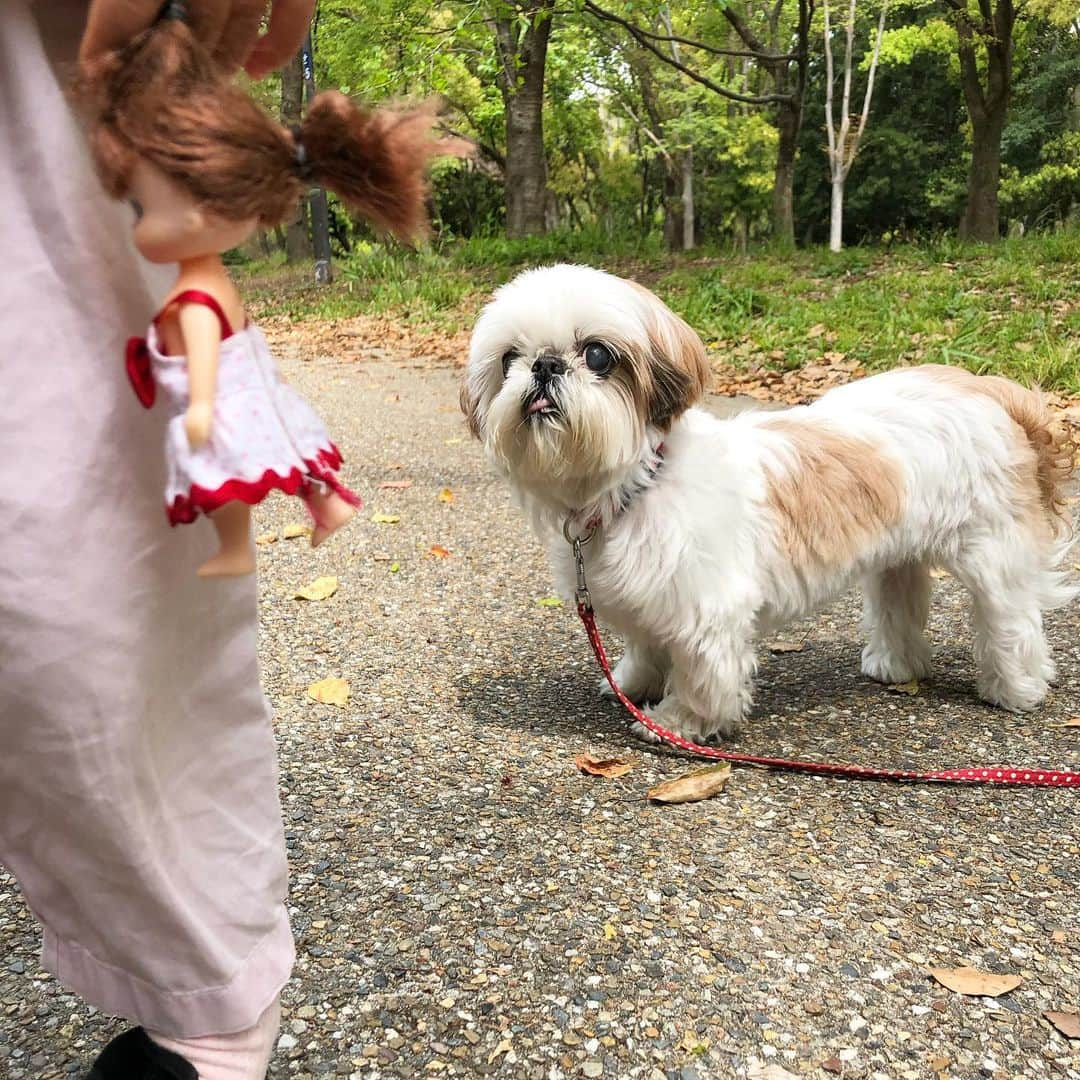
[949,540,1057,712]
[860,561,934,685]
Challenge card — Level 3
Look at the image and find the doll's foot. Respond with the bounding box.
[310,493,358,548]
[197,547,257,577]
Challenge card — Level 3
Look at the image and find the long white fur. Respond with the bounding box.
[464,264,1076,742]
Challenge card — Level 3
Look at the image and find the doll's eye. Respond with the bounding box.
[128,198,144,221]
[501,350,519,377]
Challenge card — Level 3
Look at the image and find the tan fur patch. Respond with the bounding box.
[626,281,711,427]
[760,418,905,570]
[920,364,1074,535]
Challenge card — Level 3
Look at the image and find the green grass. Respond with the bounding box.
[239,228,1080,393]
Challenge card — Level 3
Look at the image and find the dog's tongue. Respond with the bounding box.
[528,397,551,414]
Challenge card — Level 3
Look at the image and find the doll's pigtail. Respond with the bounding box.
[296,94,444,243]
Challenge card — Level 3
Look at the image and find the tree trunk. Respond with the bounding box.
[280,50,311,262]
[493,3,554,238]
[662,165,683,252]
[772,101,799,248]
[680,148,694,250]
[960,113,1005,242]
[949,0,1013,242]
[829,175,844,252]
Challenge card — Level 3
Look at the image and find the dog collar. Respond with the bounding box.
[563,441,665,544]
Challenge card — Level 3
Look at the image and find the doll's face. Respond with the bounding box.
[126,160,258,264]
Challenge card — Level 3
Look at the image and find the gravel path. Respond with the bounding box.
[2,349,1078,1080]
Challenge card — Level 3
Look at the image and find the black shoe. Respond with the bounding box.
[85,1027,198,1079]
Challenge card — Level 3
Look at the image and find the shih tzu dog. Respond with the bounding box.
[462,264,1076,743]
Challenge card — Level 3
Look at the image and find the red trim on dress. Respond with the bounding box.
[166,444,361,525]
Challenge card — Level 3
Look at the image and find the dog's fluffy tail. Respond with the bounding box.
[982,378,1075,532]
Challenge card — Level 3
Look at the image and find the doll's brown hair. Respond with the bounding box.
[78,19,440,239]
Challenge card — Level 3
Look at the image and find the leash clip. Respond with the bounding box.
[563,517,595,610]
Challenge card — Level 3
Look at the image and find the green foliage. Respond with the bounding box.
[241,229,1080,392]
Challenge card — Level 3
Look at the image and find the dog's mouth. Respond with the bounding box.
[522,389,560,420]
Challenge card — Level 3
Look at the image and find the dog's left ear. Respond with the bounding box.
[630,283,711,428]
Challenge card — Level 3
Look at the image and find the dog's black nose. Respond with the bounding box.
[532,355,566,382]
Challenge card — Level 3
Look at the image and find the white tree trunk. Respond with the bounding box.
[830,176,845,252]
[822,0,888,253]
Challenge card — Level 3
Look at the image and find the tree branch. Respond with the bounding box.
[583,0,792,104]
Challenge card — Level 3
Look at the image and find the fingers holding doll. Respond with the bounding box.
[79,0,316,76]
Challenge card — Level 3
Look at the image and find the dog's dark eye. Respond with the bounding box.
[128,198,144,222]
[583,342,616,375]
[501,350,518,377]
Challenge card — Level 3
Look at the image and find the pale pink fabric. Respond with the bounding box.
[0,2,294,1039]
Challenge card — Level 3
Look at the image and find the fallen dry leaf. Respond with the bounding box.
[767,639,804,654]
[927,966,1023,997]
[371,513,401,524]
[602,923,617,941]
[306,677,349,707]
[647,762,732,804]
[677,1031,710,1054]
[821,1059,842,1075]
[1044,1010,1080,1039]
[575,753,635,779]
[536,596,563,608]
[888,679,921,696]
[255,532,278,546]
[439,488,455,503]
[378,479,413,490]
[428,545,451,558]
[282,522,310,539]
[294,575,339,601]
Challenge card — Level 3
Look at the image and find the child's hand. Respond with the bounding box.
[80,0,316,76]
[185,402,214,449]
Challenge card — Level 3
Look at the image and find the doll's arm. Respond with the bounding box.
[179,304,222,449]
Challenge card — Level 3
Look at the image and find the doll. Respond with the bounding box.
[77,9,444,577]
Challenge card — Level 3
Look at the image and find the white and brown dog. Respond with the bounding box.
[462,264,1076,743]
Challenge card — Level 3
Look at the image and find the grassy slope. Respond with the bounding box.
[239,229,1080,393]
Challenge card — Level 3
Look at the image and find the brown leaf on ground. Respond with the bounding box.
[887,679,920,696]
[575,753,635,779]
[926,966,1023,997]
[439,488,455,503]
[378,479,413,490]
[428,545,451,558]
[1044,1011,1080,1039]
[821,1058,843,1074]
[255,532,278,545]
[647,763,732,804]
[767,639,805,654]
[282,522,311,539]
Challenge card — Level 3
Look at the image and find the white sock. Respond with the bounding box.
[147,997,281,1080]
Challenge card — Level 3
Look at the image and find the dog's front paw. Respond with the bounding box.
[634,696,739,746]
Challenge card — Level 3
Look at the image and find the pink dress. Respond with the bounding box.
[126,289,360,524]
[0,1,294,1040]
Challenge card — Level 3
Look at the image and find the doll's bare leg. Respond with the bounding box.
[198,501,256,577]
[305,488,357,548]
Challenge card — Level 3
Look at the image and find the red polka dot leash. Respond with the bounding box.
[566,527,1080,788]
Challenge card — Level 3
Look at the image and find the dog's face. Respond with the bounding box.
[463,265,710,500]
